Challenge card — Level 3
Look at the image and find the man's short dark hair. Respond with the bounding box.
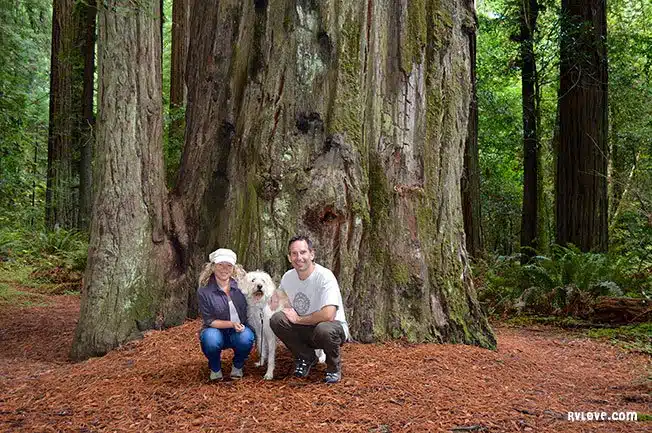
[288,235,313,252]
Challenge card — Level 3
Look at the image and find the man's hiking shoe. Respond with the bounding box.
[323,370,341,384]
[230,366,244,379]
[209,370,223,381]
[293,357,317,378]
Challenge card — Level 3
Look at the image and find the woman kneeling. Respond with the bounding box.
[197,248,254,381]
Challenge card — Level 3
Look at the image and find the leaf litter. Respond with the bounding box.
[0,294,649,432]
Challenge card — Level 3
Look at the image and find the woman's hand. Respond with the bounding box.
[233,322,245,332]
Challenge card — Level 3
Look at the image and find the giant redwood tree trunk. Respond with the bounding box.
[71,0,171,360]
[556,0,608,252]
[177,0,494,346]
[73,0,495,359]
[75,0,97,231]
[519,0,540,258]
[46,0,76,229]
[47,0,96,230]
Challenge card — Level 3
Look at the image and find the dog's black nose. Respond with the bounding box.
[256,283,263,289]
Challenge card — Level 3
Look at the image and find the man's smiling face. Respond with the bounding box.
[287,239,315,274]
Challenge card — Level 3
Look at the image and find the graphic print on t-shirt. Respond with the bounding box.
[293,292,311,315]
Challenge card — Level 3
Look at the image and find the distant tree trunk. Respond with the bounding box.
[71,0,170,360]
[72,0,495,359]
[556,0,608,252]
[167,0,189,186]
[76,0,97,231]
[519,0,539,260]
[46,0,76,229]
[462,7,482,259]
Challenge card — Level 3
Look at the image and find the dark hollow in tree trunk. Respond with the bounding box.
[461,8,483,260]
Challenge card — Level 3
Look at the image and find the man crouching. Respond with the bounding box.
[270,235,349,384]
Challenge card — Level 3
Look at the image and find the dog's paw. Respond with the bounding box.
[255,360,264,367]
[263,372,274,380]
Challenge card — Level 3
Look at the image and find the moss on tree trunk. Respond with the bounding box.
[183,0,494,348]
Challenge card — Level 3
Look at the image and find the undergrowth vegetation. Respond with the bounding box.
[0,228,88,296]
[475,244,651,318]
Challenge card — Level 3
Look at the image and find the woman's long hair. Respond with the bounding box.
[198,262,214,287]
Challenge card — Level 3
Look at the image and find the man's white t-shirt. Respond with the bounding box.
[280,263,350,340]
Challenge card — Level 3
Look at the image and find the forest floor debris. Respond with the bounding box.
[0,290,650,432]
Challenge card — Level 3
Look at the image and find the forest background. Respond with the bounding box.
[0,0,650,354]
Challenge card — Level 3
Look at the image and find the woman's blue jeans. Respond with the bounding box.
[199,326,255,373]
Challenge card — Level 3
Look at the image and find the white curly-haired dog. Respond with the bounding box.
[239,270,325,380]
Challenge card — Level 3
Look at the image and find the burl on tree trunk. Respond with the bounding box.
[72,0,494,360]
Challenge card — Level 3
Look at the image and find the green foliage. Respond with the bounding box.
[610,210,652,297]
[477,5,522,254]
[0,281,49,306]
[502,315,652,355]
[587,323,652,355]
[0,0,51,228]
[477,0,560,254]
[476,245,649,317]
[0,228,88,294]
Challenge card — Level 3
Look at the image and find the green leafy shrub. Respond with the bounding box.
[0,228,87,293]
[476,244,647,318]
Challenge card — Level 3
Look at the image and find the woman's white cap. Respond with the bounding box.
[209,248,237,265]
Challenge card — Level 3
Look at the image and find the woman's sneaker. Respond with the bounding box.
[323,370,341,384]
[209,370,223,381]
[293,357,317,378]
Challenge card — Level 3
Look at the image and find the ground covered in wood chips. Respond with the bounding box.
[1,293,650,433]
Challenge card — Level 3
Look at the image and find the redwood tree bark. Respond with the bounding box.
[46,0,76,229]
[556,0,608,252]
[73,0,495,359]
[178,0,494,346]
[520,0,540,258]
[76,0,97,230]
[47,0,96,230]
[71,0,171,360]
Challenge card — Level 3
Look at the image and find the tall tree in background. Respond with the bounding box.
[556,0,608,252]
[72,0,495,360]
[71,0,168,359]
[462,2,483,259]
[75,0,97,230]
[46,0,96,230]
[0,0,51,227]
[46,0,76,229]
[519,0,541,258]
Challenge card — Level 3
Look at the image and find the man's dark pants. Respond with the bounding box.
[269,311,345,373]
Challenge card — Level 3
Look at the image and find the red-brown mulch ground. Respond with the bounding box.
[0,293,649,433]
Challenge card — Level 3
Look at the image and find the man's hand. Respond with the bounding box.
[233,322,245,332]
[282,307,300,324]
